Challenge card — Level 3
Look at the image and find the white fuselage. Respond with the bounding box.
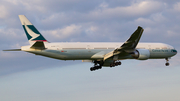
[4,15,177,69]
[21,42,177,60]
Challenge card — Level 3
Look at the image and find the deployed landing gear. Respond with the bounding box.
[90,60,103,71]
[110,60,121,67]
[165,58,170,66]
[90,66,102,71]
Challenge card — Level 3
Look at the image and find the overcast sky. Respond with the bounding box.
[0,0,180,101]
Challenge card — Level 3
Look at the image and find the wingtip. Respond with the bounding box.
[138,26,143,28]
[137,26,144,30]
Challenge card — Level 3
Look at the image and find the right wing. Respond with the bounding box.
[104,26,144,61]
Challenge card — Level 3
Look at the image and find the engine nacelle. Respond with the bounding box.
[132,49,150,60]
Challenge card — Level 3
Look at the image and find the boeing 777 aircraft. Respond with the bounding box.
[4,15,177,71]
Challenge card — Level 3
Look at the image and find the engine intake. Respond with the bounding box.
[131,49,150,60]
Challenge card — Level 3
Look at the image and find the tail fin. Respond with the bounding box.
[19,15,49,45]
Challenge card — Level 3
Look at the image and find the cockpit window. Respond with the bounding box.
[171,49,177,53]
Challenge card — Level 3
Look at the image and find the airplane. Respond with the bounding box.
[3,15,177,71]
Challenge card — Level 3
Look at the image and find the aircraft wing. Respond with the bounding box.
[104,26,144,61]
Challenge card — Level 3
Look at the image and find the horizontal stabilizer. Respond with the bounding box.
[3,49,21,51]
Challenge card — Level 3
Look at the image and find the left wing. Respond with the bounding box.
[104,26,144,61]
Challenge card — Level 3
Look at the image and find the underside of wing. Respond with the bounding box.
[103,26,144,61]
[116,26,144,52]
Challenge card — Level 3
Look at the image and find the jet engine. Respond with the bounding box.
[131,49,150,60]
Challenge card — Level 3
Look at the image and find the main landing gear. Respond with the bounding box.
[90,60,122,71]
[110,60,121,67]
[165,58,170,66]
[90,60,103,71]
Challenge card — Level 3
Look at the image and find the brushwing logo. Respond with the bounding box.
[24,24,40,41]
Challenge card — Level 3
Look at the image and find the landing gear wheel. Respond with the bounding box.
[90,60,104,71]
[109,61,121,67]
[90,67,95,71]
[118,62,121,65]
[115,63,119,66]
[165,63,169,66]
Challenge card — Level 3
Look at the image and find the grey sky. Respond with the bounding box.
[0,0,180,101]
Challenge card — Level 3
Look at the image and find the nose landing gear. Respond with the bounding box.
[165,58,170,66]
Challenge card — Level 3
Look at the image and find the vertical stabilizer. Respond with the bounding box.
[19,15,48,45]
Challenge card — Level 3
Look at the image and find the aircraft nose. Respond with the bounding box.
[171,49,177,55]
